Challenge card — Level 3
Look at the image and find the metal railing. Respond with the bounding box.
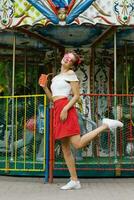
[0,95,49,177]
[49,94,134,180]
[1,94,134,180]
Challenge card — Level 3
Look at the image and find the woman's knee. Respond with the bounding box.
[69,135,82,149]
[72,143,82,150]
[62,146,72,158]
[61,139,71,155]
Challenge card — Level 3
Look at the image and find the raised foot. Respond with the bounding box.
[102,118,123,129]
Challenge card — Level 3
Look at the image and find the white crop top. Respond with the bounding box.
[51,71,79,97]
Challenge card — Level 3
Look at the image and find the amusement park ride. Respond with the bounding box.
[0,0,134,180]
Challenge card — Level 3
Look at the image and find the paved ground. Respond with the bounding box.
[0,176,134,200]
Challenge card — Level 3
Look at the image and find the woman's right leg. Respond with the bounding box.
[69,118,123,149]
[70,124,108,149]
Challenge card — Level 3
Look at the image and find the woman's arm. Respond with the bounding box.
[42,86,53,102]
[60,81,80,121]
[64,81,80,110]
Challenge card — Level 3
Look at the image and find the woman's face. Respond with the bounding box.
[61,53,75,68]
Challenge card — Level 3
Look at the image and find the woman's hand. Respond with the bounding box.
[38,74,48,88]
[60,108,68,122]
[59,81,79,122]
[38,74,53,101]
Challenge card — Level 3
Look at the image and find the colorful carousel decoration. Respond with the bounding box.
[0,0,134,29]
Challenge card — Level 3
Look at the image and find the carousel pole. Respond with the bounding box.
[125,41,128,95]
[24,44,27,92]
[114,28,118,163]
[12,33,16,96]
[10,33,16,161]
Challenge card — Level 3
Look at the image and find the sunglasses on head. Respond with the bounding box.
[63,53,74,63]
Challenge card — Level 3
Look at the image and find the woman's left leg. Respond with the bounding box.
[61,137,77,181]
[60,137,81,190]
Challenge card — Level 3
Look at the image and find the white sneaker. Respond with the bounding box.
[60,180,81,190]
[102,118,123,129]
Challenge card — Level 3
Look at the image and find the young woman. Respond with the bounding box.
[39,51,123,190]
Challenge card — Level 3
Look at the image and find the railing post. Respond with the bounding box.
[44,106,49,183]
[49,107,54,183]
[114,28,118,164]
[11,33,16,161]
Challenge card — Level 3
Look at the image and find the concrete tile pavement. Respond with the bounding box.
[0,176,134,200]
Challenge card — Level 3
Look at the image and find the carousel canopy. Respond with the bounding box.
[0,0,134,28]
[0,1,134,48]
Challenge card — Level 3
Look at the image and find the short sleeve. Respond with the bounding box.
[64,71,79,82]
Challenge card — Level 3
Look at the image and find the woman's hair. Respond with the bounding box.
[71,51,81,67]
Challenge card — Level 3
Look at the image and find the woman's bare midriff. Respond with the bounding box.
[52,96,67,102]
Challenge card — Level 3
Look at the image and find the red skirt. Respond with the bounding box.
[53,98,80,140]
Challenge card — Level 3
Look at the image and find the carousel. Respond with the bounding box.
[0,0,134,181]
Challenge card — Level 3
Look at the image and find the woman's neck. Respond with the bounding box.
[60,65,69,74]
